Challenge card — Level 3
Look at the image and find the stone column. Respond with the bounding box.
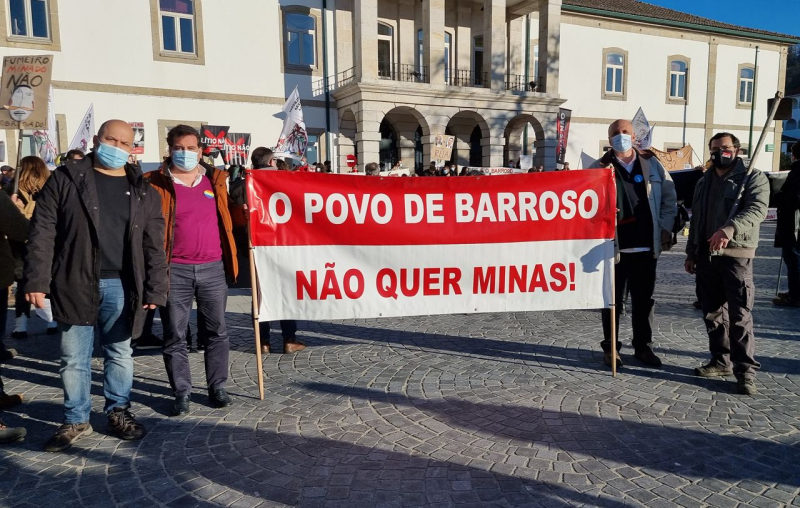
[356,107,381,172]
[538,0,561,94]
[456,5,472,77]
[423,0,446,84]
[483,0,507,91]
[336,137,356,173]
[398,0,416,67]
[481,133,505,167]
[455,133,472,167]
[354,0,378,82]
[397,137,416,168]
[507,16,524,78]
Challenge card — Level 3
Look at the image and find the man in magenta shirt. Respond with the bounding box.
[148,125,239,416]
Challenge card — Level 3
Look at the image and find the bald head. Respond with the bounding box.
[94,119,134,153]
[608,119,636,156]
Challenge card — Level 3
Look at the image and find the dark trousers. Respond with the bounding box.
[783,245,800,300]
[14,284,30,318]
[162,261,229,397]
[601,251,657,353]
[696,255,759,379]
[0,285,8,393]
[140,307,203,345]
[259,320,297,345]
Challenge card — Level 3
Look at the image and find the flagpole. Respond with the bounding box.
[610,262,617,377]
[245,173,266,401]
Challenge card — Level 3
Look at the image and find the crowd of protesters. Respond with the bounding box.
[0,117,794,449]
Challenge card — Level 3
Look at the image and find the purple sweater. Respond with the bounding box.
[171,176,223,265]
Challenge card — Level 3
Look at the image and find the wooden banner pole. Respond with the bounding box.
[610,261,617,377]
[245,175,265,400]
[12,127,23,195]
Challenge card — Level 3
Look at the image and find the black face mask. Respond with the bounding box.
[711,149,736,169]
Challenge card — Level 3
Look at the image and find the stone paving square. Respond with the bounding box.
[1,225,799,507]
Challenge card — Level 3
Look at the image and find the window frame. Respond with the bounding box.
[444,31,452,84]
[0,0,60,50]
[149,0,205,65]
[601,47,627,101]
[280,6,321,76]
[472,34,485,85]
[737,63,756,109]
[666,55,690,105]
[158,0,196,56]
[377,22,394,79]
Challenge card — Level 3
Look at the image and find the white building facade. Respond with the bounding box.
[0,0,796,172]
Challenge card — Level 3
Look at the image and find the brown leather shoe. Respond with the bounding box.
[0,392,23,411]
[260,344,270,355]
[283,339,306,354]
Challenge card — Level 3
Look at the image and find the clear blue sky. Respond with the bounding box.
[645,0,800,38]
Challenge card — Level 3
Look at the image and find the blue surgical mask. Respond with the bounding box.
[611,134,633,154]
[95,142,129,169]
[172,150,199,172]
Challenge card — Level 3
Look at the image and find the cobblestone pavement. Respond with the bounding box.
[1,224,799,508]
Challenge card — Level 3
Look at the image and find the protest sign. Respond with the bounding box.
[432,135,455,162]
[648,145,694,172]
[462,166,527,175]
[0,55,54,130]
[223,133,251,165]
[201,124,229,158]
[68,104,95,153]
[130,122,145,154]
[556,108,571,166]
[247,170,615,322]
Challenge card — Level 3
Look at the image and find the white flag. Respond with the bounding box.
[274,87,308,159]
[631,107,651,149]
[639,126,655,150]
[68,104,95,154]
[31,86,59,169]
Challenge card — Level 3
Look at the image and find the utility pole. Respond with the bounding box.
[748,46,759,162]
[682,66,689,146]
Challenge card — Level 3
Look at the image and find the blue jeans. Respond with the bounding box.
[60,279,133,424]
[784,245,800,300]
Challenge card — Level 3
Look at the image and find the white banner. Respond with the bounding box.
[274,86,307,159]
[255,240,613,322]
[68,104,94,153]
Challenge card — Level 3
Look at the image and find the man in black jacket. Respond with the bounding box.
[774,141,800,306]
[23,120,168,452]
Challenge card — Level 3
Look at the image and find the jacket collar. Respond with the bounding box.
[704,157,747,182]
[63,152,144,189]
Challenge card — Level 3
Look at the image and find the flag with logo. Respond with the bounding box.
[274,86,308,159]
[631,107,653,150]
[32,86,58,169]
[68,104,94,153]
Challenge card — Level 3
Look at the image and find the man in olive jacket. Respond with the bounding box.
[23,120,168,451]
[685,132,769,395]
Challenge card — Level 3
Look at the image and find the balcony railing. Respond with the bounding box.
[506,74,541,92]
[448,69,489,89]
[313,67,355,95]
[379,63,429,83]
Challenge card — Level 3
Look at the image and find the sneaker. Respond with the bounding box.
[694,362,733,377]
[172,395,190,416]
[634,346,663,368]
[0,420,26,444]
[0,392,23,410]
[603,351,623,368]
[772,295,800,307]
[44,422,93,452]
[209,388,231,408]
[737,378,757,395]
[134,334,163,350]
[107,407,146,441]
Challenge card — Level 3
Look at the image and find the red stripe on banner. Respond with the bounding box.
[246,170,616,247]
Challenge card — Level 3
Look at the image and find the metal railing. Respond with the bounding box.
[312,67,356,95]
[448,69,489,88]
[379,63,429,83]
[506,74,541,92]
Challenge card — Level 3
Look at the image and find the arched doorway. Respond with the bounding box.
[381,106,429,175]
[445,111,490,168]
[505,114,545,169]
[337,108,357,172]
[379,119,398,170]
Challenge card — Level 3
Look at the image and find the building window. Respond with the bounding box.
[533,44,539,83]
[786,119,797,131]
[444,32,452,84]
[378,22,393,78]
[159,0,196,54]
[473,35,484,85]
[8,0,49,39]
[669,60,687,100]
[739,66,755,105]
[286,12,315,67]
[605,53,624,94]
[417,29,423,73]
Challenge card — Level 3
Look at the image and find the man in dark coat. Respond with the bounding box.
[773,141,800,306]
[23,120,168,452]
